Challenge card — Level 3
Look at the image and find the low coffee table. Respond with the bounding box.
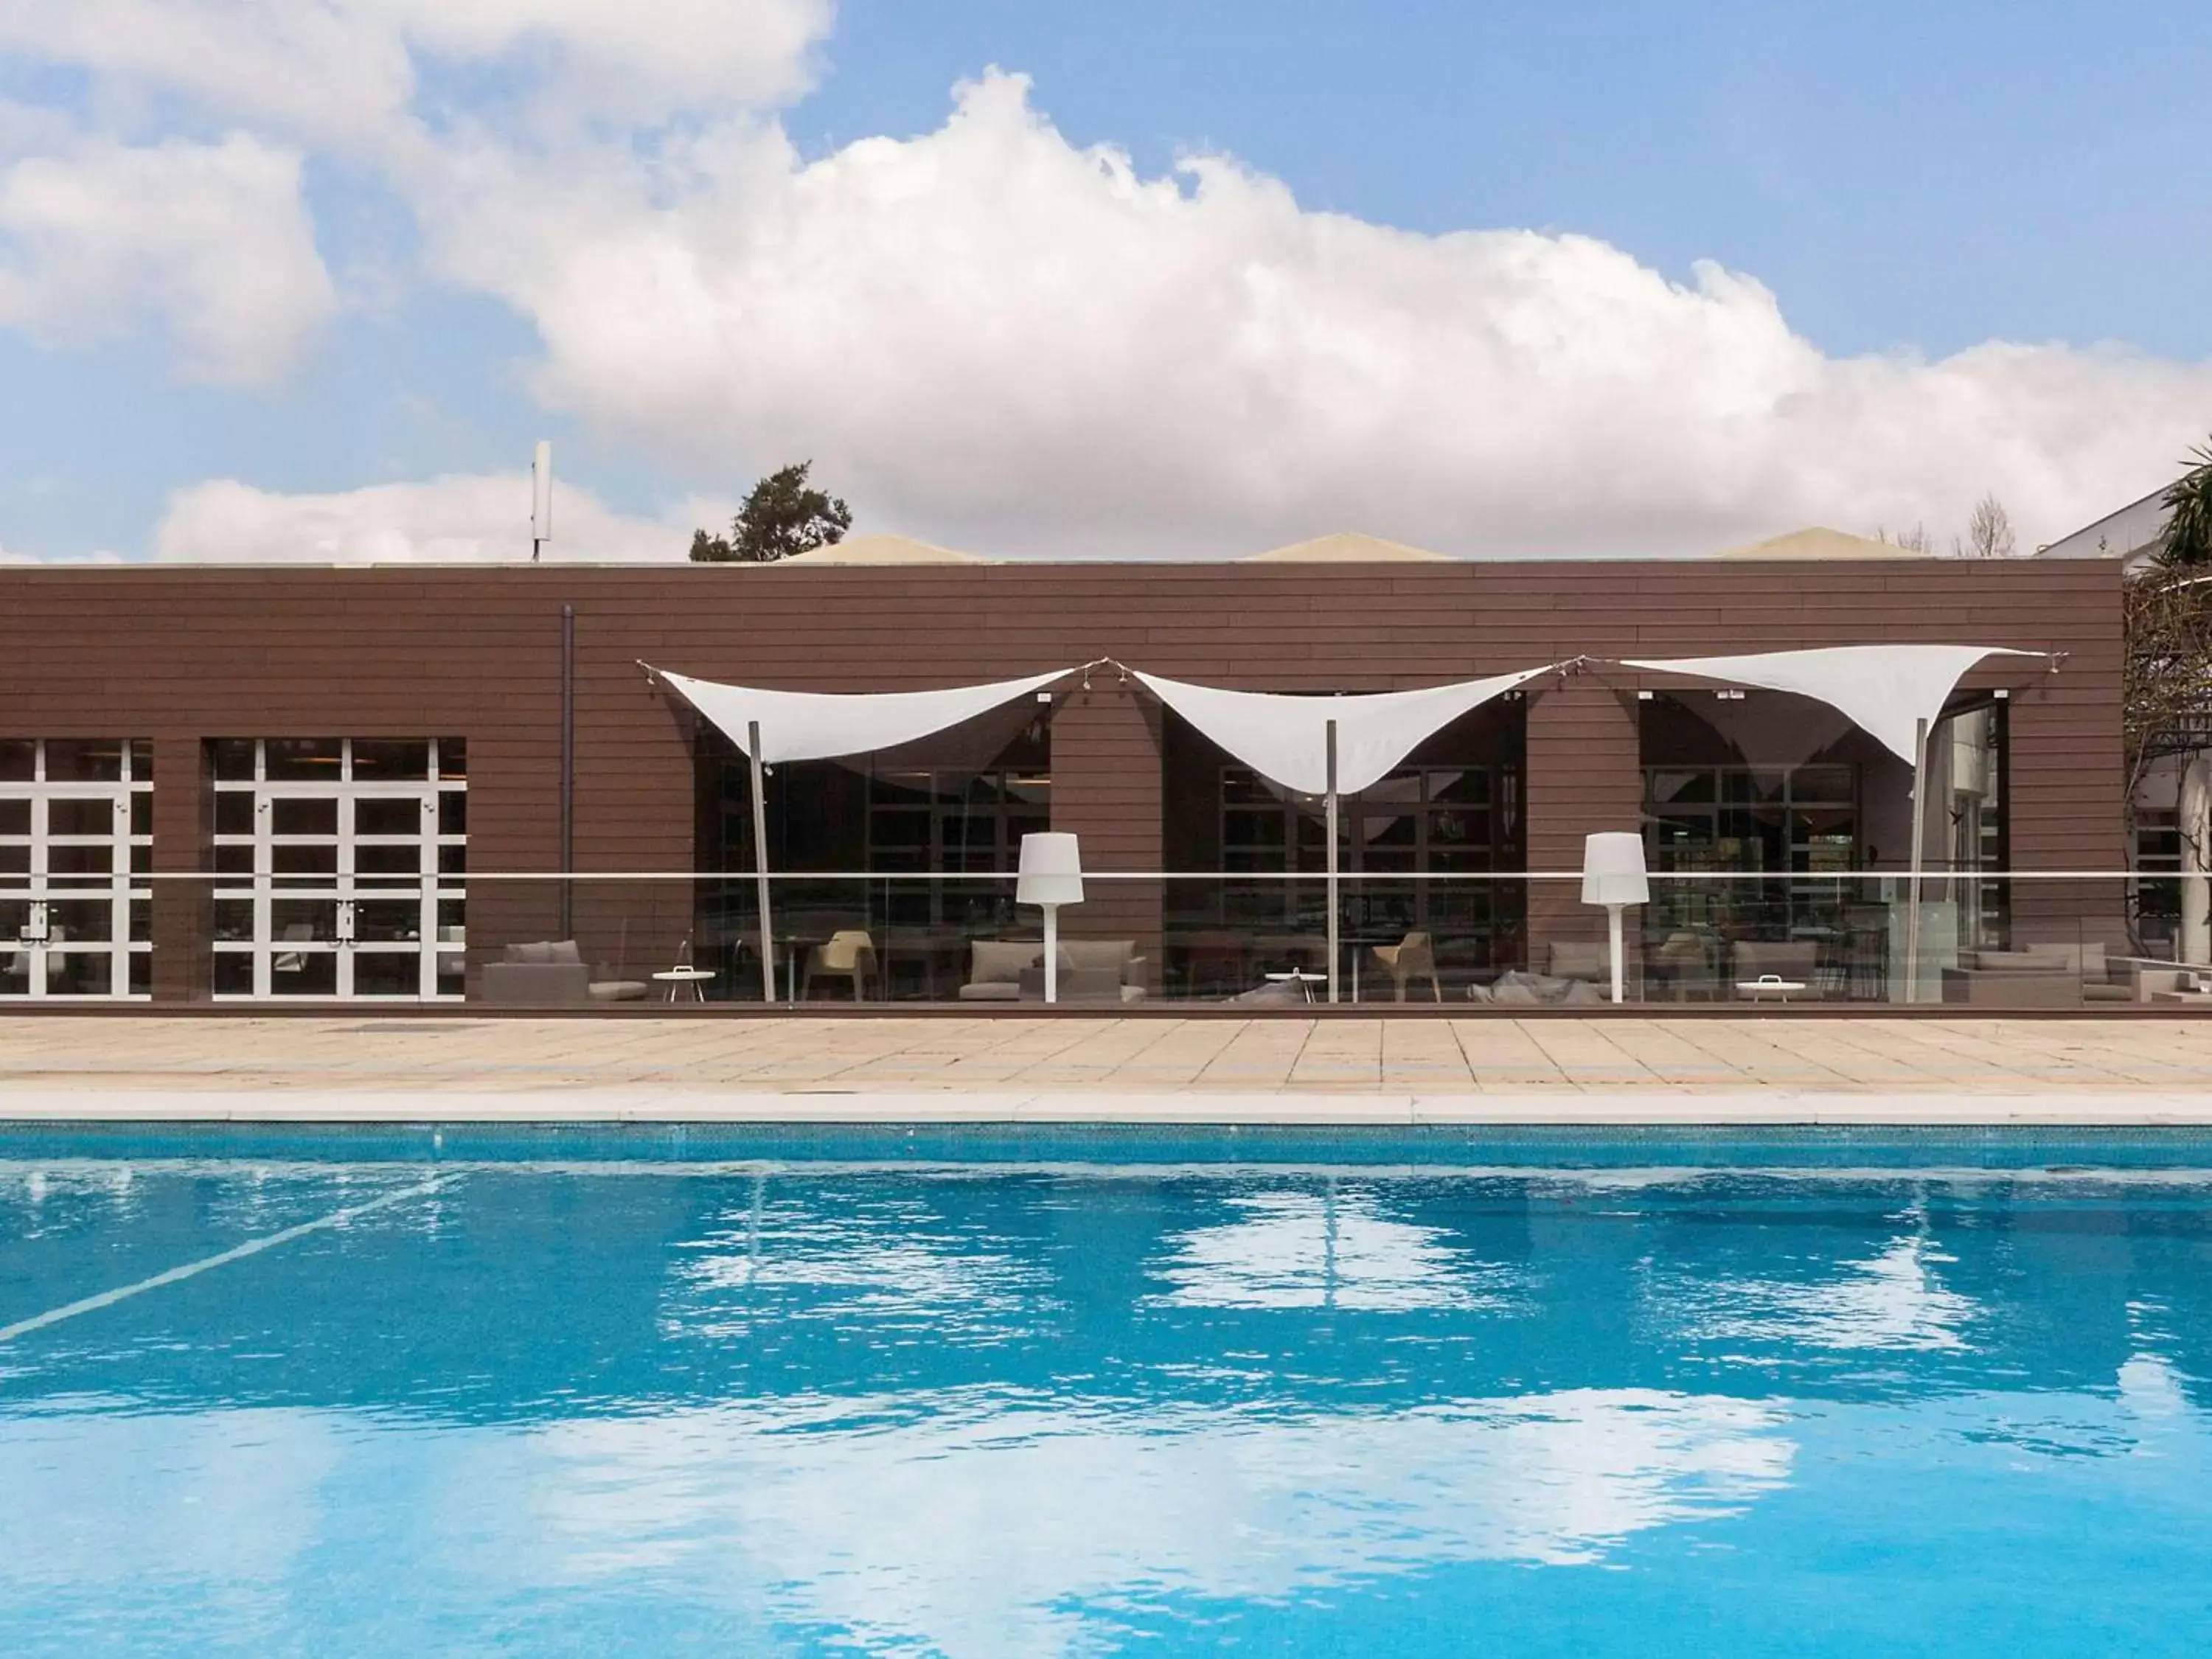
[652,967,716,1003]
[1264,970,1326,1004]
[1735,977,1808,1004]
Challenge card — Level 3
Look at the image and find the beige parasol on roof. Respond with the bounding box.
[1711,526,1927,560]
[776,533,992,566]
[1241,531,1454,563]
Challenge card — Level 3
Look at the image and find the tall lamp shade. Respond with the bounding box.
[1017,832,1084,1003]
[1581,832,1649,906]
[1016,832,1085,906]
[1580,832,1649,1004]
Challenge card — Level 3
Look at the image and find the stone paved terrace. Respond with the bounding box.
[6,1014,2212,1124]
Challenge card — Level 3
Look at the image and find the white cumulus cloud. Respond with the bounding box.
[414,69,2212,557]
[4,9,2211,557]
[154,473,726,563]
[0,131,335,385]
[0,1,833,145]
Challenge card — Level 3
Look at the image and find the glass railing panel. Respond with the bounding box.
[1,869,2192,1010]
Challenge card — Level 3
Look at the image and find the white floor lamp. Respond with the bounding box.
[1017,832,1085,1004]
[1582,832,1650,1004]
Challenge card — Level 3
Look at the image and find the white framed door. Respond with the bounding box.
[0,739,153,1000]
[209,738,465,1001]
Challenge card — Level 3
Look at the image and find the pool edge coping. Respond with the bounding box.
[4,1087,2212,1127]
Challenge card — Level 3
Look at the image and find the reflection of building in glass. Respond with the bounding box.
[1165,695,1526,989]
[1639,690,2009,1000]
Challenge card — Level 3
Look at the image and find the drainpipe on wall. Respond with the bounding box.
[560,604,576,939]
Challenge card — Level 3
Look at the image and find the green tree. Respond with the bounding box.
[2161,437,2212,568]
[689,462,853,563]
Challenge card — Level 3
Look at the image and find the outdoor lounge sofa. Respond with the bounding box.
[477,940,650,1006]
[1941,942,2133,1007]
[958,939,1043,1001]
[959,938,1147,1003]
[1022,939,1148,1004]
[1545,940,1640,1000]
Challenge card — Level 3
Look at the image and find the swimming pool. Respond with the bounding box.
[4,1126,2210,1656]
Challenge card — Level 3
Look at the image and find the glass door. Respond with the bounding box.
[209,738,465,1000]
[0,740,153,999]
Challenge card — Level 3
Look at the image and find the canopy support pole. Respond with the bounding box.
[558,605,574,940]
[1905,715,1928,1005]
[749,720,776,1005]
[1326,718,1340,1005]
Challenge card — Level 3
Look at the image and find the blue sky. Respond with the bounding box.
[808,0,2212,358]
[1,1,2207,563]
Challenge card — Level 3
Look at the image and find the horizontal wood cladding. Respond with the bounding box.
[0,560,2124,904]
[1526,682,1642,948]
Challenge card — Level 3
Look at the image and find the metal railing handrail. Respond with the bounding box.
[77,867,2197,882]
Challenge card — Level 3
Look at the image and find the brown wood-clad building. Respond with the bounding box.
[0,556,2124,1005]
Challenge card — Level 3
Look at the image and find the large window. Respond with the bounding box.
[1160,698,1527,992]
[1643,764,1858,936]
[1220,765,1514,936]
[869,768,1051,927]
[0,739,153,999]
[692,714,1051,998]
[209,738,465,999]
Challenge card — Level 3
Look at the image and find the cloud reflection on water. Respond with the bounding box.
[1695,1233,1980,1354]
[507,1387,1792,1655]
[1149,1189,1511,1312]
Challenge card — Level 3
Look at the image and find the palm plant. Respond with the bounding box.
[2163,437,2212,566]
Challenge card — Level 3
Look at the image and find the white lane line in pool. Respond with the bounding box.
[0,1174,456,1345]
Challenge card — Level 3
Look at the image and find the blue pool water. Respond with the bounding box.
[4,1126,2212,1656]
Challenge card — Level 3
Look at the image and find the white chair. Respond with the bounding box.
[802,930,877,1001]
[1371,931,1441,1002]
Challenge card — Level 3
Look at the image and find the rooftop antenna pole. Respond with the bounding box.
[531,440,553,563]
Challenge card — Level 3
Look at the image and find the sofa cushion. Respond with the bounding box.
[1733,942,1818,981]
[511,940,555,964]
[1969,950,2070,974]
[1228,979,1306,1005]
[968,939,1042,986]
[547,939,584,966]
[958,981,1023,1001]
[588,978,649,1002]
[1059,939,1135,976]
[2023,942,2107,979]
[478,960,591,1005]
[1492,970,1590,1005]
[1547,942,1610,979]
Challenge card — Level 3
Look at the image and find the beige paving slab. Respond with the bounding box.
[1444,1019,1568,1088]
[1590,1020,1752,1087]
[9,1015,2212,1114]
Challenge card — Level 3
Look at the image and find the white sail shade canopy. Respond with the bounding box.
[1618,645,2044,765]
[1130,667,1553,796]
[653,667,1075,763]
